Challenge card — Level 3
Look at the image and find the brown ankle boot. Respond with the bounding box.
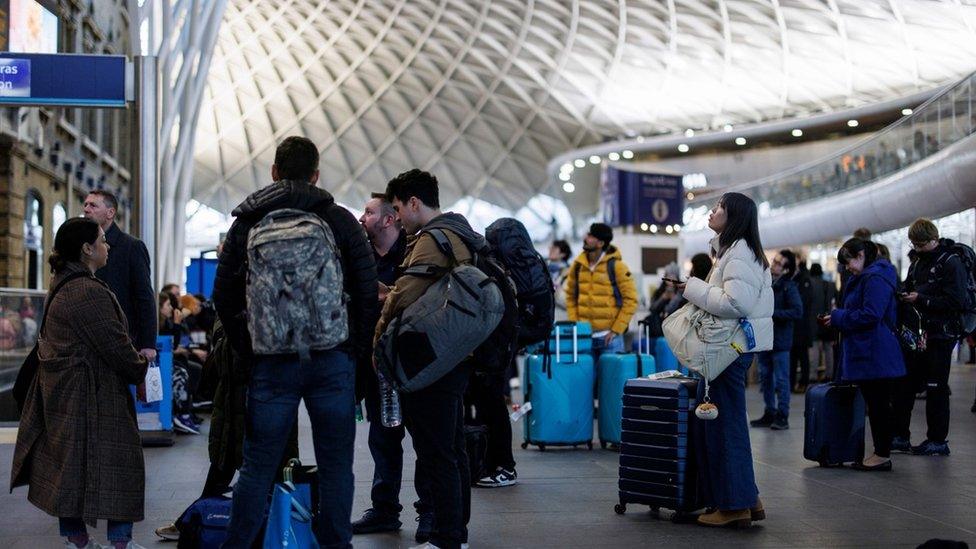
[697,508,752,528]
[751,497,765,521]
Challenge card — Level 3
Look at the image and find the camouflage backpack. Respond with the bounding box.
[246,208,348,360]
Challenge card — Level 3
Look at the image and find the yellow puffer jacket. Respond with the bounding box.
[565,247,638,334]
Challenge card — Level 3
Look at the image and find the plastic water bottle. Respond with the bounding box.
[355,402,364,423]
[378,372,402,428]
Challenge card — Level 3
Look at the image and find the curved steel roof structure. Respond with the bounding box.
[189,0,976,214]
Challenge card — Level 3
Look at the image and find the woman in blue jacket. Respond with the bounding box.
[825,238,906,471]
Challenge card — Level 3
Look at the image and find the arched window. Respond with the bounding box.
[24,191,44,289]
[52,202,66,237]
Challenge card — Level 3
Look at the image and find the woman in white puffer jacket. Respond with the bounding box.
[676,192,774,528]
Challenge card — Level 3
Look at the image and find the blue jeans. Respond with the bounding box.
[364,379,432,517]
[758,350,791,419]
[694,353,760,510]
[59,518,132,543]
[223,349,356,549]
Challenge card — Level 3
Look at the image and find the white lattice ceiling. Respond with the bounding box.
[191,0,976,214]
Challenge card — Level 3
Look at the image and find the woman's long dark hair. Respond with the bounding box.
[49,217,100,273]
[718,192,769,269]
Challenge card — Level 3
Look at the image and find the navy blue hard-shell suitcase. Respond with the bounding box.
[614,377,704,517]
[803,383,865,466]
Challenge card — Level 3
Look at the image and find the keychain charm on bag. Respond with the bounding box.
[695,372,719,421]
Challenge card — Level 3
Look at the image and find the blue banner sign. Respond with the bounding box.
[0,58,31,97]
[602,165,684,227]
[0,53,127,107]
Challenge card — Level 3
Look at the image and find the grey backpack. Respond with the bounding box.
[375,229,505,392]
[246,208,348,360]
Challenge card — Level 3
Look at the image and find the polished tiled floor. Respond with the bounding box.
[2,361,975,548]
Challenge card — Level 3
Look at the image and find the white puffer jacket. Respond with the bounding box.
[682,236,774,353]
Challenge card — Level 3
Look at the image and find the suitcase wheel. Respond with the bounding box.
[600,441,607,449]
[520,442,528,450]
[587,441,594,450]
[614,503,626,515]
[539,444,546,452]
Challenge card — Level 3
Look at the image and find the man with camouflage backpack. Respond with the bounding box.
[213,136,378,548]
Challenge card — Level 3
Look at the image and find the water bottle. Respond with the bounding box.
[355,402,364,423]
[378,372,402,428]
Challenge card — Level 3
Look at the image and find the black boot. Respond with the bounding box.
[750,411,775,428]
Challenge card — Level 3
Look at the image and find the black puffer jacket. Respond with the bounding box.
[904,240,968,339]
[212,180,378,371]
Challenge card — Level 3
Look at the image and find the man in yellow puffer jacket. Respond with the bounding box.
[565,223,638,359]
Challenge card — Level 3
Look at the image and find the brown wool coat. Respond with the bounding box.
[10,262,148,525]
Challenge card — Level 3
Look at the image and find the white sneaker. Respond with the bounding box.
[476,467,518,488]
[409,544,442,549]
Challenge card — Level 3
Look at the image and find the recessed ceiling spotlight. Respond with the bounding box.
[791,129,803,137]
[560,163,573,172]
[636,136,645,143]
[650,225,658,233]
[665,225,674,234]
[847,119,859,127]
[622,150,634,159]
[589,155,601,164]
[902,108,913,116]
[562,182,576,193]
[608,152,621,161]
[574,159,586,168]
[640,223,649,231]
[673,225,681,233]
[678,144,690,153]
[735,137,747,146]
[686,192,695,200]
[684,129,695,138]
[559,172,571,181]
[723,124,734,132]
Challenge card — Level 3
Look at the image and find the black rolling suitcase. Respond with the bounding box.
[614,377,704,519]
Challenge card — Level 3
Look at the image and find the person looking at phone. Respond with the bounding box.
[892,218,968,456]
[822,237,904,471]
[565,222,638,362]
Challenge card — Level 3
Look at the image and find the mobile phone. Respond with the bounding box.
[662,276,683,284]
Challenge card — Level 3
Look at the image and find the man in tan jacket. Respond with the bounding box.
[374,169,478,549]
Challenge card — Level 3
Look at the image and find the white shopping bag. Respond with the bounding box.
[143,361,164,403]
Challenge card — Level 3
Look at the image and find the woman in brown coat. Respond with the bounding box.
[10,217,148,549]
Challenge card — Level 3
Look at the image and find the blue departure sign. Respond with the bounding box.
[0,53,128,107]
[602,165,684,228]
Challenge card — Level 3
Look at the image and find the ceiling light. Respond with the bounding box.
[723,124,734,132]
[589,155,601,164]
[560,163,573,172]
[636,136,645,143]
[847,119,859,127]
[559,172,571,181]
[673,225,681,233]
[665,225,674,234]
[650,225,658,233]
[791,129,803,137]
[562,182,576,193]
[622,150,634,159]
[640,223,648,231]
[574,159,586,168]
[677,144,690,153]
[902,108,913,116]
[608,152,620,161]
[686,192,695,200]
[735,137,747,146]
[684,129,695,138]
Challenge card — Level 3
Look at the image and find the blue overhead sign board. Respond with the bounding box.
[0,53,128,107]
[602,165,684,227]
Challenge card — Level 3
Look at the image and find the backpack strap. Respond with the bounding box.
[607,258,623,309]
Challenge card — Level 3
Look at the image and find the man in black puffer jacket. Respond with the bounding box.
[213,136,378,548]
[892,219,968,457]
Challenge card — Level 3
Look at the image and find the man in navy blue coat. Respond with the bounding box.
[85,190,158,361]
[751,250,803,431]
